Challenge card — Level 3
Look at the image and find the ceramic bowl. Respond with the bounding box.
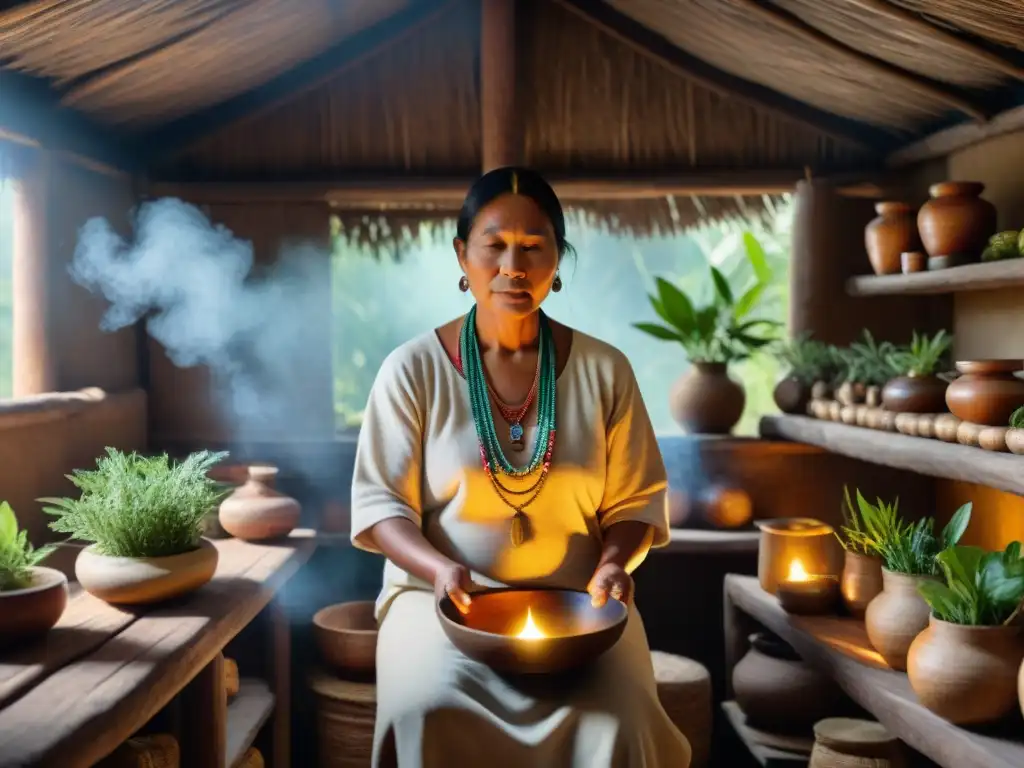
[437,587,628,675]
[313,600,378,677]
[0,567,69,647]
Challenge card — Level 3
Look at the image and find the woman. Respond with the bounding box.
[350,167,692,768]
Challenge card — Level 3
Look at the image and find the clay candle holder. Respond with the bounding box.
[756,518,843,595]
[436,587,628,674]
[776,560,839,615]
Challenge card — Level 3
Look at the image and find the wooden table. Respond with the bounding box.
[0,532,316,768]
[724,574,1024,768]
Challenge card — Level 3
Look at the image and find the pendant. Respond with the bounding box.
[509,422,524,443]
[509,511,530,547]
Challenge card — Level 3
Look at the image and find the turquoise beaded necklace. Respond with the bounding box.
[459,305,558,545]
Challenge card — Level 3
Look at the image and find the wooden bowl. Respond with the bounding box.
[313,601,378,677]
[437,587,628,675]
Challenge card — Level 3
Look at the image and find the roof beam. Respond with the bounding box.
[887,102,1024,167]
[732,0,988,122]
[553,0,899,151]
[135,0,459,162]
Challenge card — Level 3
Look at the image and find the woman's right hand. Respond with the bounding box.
[434,561,474,614]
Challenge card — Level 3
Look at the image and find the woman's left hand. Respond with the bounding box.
[587,562,634,608]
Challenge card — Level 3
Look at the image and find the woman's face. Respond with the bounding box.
[454,193,560,318]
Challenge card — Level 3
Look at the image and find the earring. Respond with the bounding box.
[552,274,562,293]
[459,275,470,292]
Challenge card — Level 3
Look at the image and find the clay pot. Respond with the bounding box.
[865,569,936,671]
[1007,428,1024,455]
[774,375,810,415]
[866,202,919,275]
[0,567,68,647]
[76,538,218,605]
[908,616,1024,725]
[313,601,378,679]
[732,632,841,733]
[979,426,1010,452]
[901,251,926,274]
[669,362,745,434]
[881,375,948,414]
[917,181,997,260]
[956,421,985,447]
[933,413,961,442]
[219,466,301,541]
[840,551,883,619]
[946,360,1024,426]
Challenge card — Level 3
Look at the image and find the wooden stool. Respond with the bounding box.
[651,651,712,768]
[310,669,377,768]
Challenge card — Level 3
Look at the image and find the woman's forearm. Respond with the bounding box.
[598,520,656,574]
[366,517,457,585]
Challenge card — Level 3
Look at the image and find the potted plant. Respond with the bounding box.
[771,334,829,415]
[43,448,229,605]
[835,487,884,618]
[634,239,781,435]
[0,502,67,645]
[837,331,899,410]
[909,543,1024,724]
[859,493,972,670]
[881,330,952,414]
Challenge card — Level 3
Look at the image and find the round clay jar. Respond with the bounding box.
[865,202,919,276]
[946,360,1024,426]
[917,182,996,259]
[219,466,301,541]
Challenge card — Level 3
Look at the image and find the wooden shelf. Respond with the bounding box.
[759,414,1024,496]
[227,679,275,767]
[724,574,1024,768]
[663,529,760,554]
[721,700,810,767]
[846,259,1024,296]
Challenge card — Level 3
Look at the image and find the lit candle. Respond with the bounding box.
[778,558,838,615]
[515,607,546,640]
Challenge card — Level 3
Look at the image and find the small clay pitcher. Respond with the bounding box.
[865,202,919,276]
[774,375,810,415]
[840,550,884,619]
[880,374,948,414]
[908,616,1024,725]
[865,569,936,671]
[219,465,301,541]
[669,362,745,434]
[732,632,841,733]
[917,181,996,260]
[945,360,1024,426]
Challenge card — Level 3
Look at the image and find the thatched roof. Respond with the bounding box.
[3,0,1024,235]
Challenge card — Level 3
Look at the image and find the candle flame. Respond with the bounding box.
[515,607,546,640]
[787,559,810,582]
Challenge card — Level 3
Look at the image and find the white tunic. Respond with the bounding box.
[350,327,692,768]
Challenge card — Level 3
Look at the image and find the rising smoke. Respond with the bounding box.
[69,197,333,450]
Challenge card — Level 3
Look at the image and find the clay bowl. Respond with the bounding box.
[313,600,378,678]
[437,587,628,675]
[0,567,69,648]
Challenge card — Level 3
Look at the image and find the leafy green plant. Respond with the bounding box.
[843,330,901,386]
[1009,406,1024,429]
[773,334,832,385]
[837,486,876,556]
[840,488,972,576]
[43,449,229,558]
[0,502,57,591]
[887,330,953,377]
[918,543,1024,625]
[634,233,782,363]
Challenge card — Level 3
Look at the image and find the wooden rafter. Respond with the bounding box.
[553,0,898,151]
[843,0,1024,83]
[888,102,1024,167]
[135,0,460,161]
[732,0,988,122]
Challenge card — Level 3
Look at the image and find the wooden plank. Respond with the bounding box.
[759,415,1024,497]
[847,259,1024,296]
[661,529,761,555]
[268,601,291,768]
[725,574,1024,768]
[721,701,809,767]
[480,0,520,171]
[0,532,316,768]
[888,104,1024,168]
[226,679,275,768]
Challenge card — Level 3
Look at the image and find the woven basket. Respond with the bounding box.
[224,657,240,699]
[809,718,905,768]
[651,651,712,768]
[311,669,377,768]
[97,734,179,768]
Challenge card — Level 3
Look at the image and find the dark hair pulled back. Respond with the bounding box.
[455,166,575,259]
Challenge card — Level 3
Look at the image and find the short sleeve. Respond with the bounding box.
[349,349,425,554]
[598,353,671,549]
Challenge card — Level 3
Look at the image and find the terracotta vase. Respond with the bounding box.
[880,375,948,414]
[75,538,219,605]
[0,567,69,647]
[945,360,1024,426]
[669,362,745,434]
[917,181,997,260]
[908,616,1024,725]
[732,632,841,732]
[865,569,936,671]
[840,550,884,619]
[865,202,919,276]
[774,375,810,415]
[219,466,301,541]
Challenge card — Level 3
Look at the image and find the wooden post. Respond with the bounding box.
[178,652,228,768]
[480,0,520,171]
[11,150,58,395]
